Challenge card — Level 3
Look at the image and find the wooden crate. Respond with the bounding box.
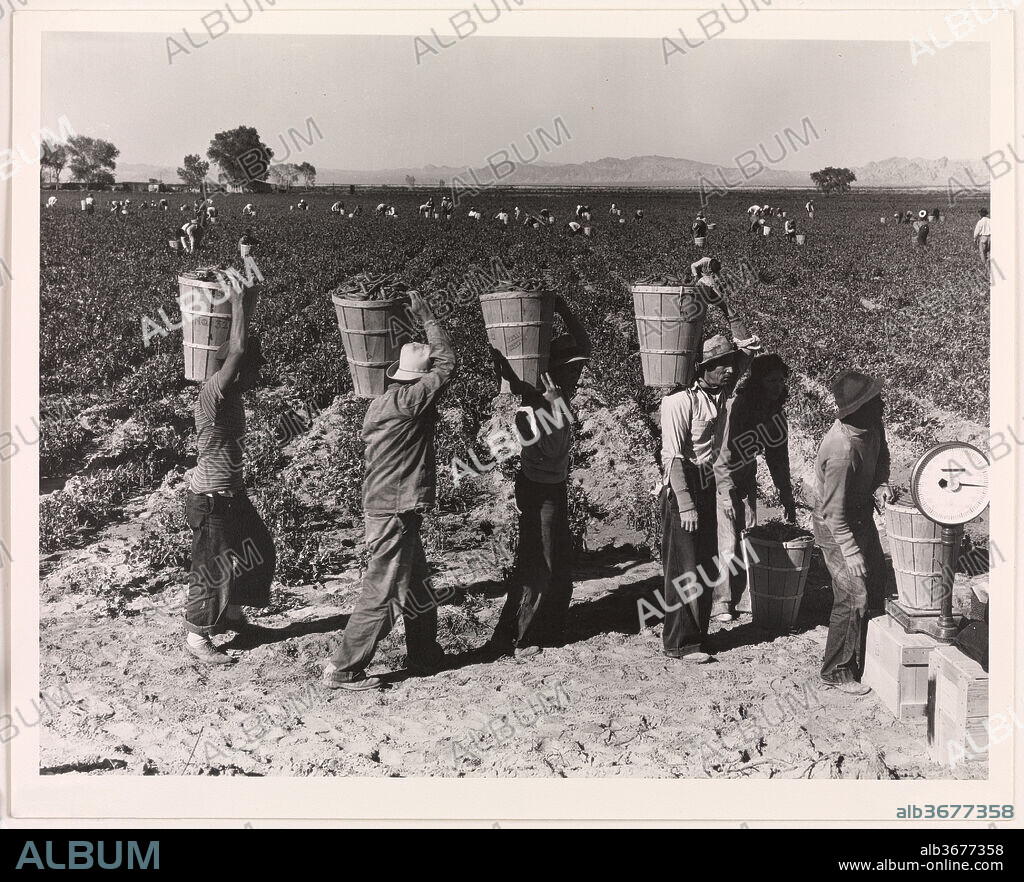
[927,645,989,768]
[862,614,939,720]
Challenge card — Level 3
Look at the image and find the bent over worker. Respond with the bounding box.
[323,292,456,691]
[813,371,892,695]
[690,256,762,351]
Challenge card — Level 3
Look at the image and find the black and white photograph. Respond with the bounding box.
[2,0,1021,833]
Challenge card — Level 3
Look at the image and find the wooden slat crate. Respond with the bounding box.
[862,614,939,720]
[927,644,990,768]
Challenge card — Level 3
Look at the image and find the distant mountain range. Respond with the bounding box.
[113,155,992,190]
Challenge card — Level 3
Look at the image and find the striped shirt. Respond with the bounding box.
[190,375,246,493]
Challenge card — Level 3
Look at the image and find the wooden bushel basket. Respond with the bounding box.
[479,290,554,393]
[631,285,706,388]
[744,533,814,632]
[332,296,412,398]
[693,236,706,247]
[179,272,235,382]
[885,501,961,611]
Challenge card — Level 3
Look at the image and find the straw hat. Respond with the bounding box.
[831,370,883,419]
[919,210,928,219]
[697,334,737,368]
[387,342,433,381]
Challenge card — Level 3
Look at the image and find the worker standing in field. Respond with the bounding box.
[690,256,762,351]
[713,354,797,622]
[692,212,708,242]
[183,283,275,665]
[488,296,592,659]
[805,199,815,219]
[441,196,454,219]
[659,335,756,663]
[813,370,892,695]
[974,208,991,260]
[894,211,902,225]
[913,210,930,247]
[323,292,456,691]
[748,205,762,234]
[85,193,95,214]
[784,217,797,241]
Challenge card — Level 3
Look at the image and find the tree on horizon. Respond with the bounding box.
[65,135,119,186]
[810,166,856,194]
[207,126,273,190]
[177,153,211,190]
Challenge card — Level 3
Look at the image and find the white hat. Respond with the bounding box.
[919,210,927,219]
[386,342,433,381]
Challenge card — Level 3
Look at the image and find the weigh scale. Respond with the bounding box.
[885,442,990,653]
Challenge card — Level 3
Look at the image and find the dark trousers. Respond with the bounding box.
[661,466,718,654]
[494,476,574,649]
[329,512,443,677]
[814,511,886,681]
[185,490,275,635]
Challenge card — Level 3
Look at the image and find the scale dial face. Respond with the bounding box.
[910,442,990,526]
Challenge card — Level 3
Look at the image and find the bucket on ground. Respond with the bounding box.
[169,238,181,251]
[880,217,887,224]
[331,296,412,398]
[744,532,814,632]
[631,284,706,388]
[179,271,236,382]
[885,501,962,611]
[795,234,806,245]
[694,236,706,247]
[479,290,554,394]
[80,199,87,211]
[239,243,252,258]
[762,225,771,236]
[583,225,592,237]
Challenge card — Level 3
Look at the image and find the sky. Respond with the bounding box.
[41,32,990,172]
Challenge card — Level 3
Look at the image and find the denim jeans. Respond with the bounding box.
[714,491,757,613]
[661,466,718,654]
[493,476,574,650]
[329,512,444,678]
[184,490,275,635]
[814,511,886,681]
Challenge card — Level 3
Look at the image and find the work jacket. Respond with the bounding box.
[811,419,890,559]
[361,321,456,514]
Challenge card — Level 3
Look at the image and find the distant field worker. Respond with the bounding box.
[913,210,930,247]
[974,208,991,260]
[46,195,57,209]
[748,205,762,233]
[904,210,914,224]
[183,283,275,665]
[692,213,708,240]
[489,295,592,659]
[514,206,522,220]
[634,208,644,223]
[375,202,387,215]
[159,198,168,210]
[893,211,902,225]
[179,218,201,253]
[812,371,892,695]
[85,193,95,214]
[331,201,344,214]
[495,210,510,225]
[239,229,259,257]
[805,199,815,219]
[566,220,583,235]
[690,256,762,350]
[323,292,456,691]
[441,196,454,219]
[243,203,256,218]
[785,218,797,241]
[713,354,796,621]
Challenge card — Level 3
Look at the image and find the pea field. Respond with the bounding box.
[37,186,992,780]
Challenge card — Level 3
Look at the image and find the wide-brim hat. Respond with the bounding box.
[697,333,738,368]
[831,369,883,418]
[549,334,590,369]
[919,210,928,219]
[387,341,433,381]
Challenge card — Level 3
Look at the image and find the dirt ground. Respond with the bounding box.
[38,395,990,780]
